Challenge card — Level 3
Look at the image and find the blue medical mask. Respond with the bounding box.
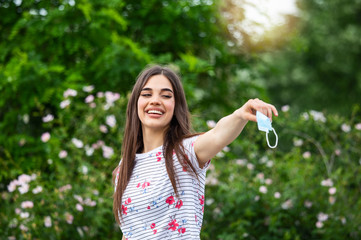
[256,111,278,148]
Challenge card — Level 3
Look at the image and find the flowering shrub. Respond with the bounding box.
[1,86,361,240]
[202,106,361,239]
[1,86,126,239]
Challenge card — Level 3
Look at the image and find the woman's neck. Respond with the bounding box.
[141,127,166,153]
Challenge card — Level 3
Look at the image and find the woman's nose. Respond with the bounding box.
[150,95,161,105]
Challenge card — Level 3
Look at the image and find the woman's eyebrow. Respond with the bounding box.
[141,87,173,93]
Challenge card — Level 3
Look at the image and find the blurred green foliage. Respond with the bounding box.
[255,0,361,114]
[1,0,361,239]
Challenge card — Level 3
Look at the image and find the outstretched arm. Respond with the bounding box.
[194,99,278,167]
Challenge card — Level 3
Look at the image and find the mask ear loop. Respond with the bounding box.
[266,128,278,148]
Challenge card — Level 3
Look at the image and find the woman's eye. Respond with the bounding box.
[162,95,172,98]
[141,94,151,97]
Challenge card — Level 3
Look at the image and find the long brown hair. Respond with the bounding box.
[113,65,199,224]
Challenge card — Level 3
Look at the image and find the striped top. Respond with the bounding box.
[114,135,210,239]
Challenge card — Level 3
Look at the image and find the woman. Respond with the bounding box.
[113,65,278,239]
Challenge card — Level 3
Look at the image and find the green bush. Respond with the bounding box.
[202,106,361,240]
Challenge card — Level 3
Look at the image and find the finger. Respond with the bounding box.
[266,108,272,122]
[270,104,278,116]
[247,112,257,122]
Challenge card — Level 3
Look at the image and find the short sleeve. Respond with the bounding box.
[182,135,211,173]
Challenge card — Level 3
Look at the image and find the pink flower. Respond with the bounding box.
[281,105,290,112]
[76,203,83,212]
[168,219,179,231]
[41,132,51,142]
[63,88,77,98]
[42,114,54,122]
[65,212,74,224]
[60,99,71,109]
[166,196,175,205]
[83,85,94,92]
[199,195,204,205]
[178,227,186,234]
[21,201,34,209]
[259,186,267,194]
[106,115,116,128]
[329,187,337,195]
[99,125,108,133]
[302,151,311,159]
[102,145,114,159]
[44,216,52,227]
[274,192,281,199]
[355,123,361,130]
[122,205,127,215]
[85,95,94,103]
[59,150,68,159]
[175,200,183,209]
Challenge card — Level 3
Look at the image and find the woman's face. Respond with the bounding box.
[137,74,175,133]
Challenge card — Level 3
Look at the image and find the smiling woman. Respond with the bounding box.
[113,65,278,239]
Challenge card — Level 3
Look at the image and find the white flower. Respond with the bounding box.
[310,110,326,122]
[328,187,337,195]
[44,216,52,227]
[259,186,267,194]
[321,178,333,187]
[254,195,260,201]
[105,91,120,105]
[293,139,303,147]
[63,88,77,98]
[355,123,361,130]
[302,151,311,159]
[102,145,114,159]
[106,115,116,128]
[274,192,281,199]
[216,151,225,158]
[7,181,17,192]
[99,125,108,133]
[21,201,34,209]
[247,163,254,170]
[334,149,341,156]
[23,114,29,124]
[281,199,293,209]
[340,217,346,224]
[206,120,216,128]
[41,132,51,142]
[19,224,28,231]
[20,212,30,219]
[96,92,104,98]
[265,178,272,185]
[329,196,336,205]
[89,102,96,108]
[31,173,36,180]
[47,159,53,164]
[85,95,94,103]
[256,173,264,181]
[76,203,83,212]
[65,212,74,224]
[316,221,323,228]
[223,146,230,152]
[206,198,214,205]
[59,150,68,159]
[71,138,84,148]
[259,156,268,164]
[18,184,29,194]
[15,208,21,214]
[281,105,290,112]
[235,159,247,166]
[266,161,274,168]
[302,112,309,120]
[83,85,94,92]
[74,195,83,203]
[81,165,88,175]
[32,186,43,194]
[42,114,54,122]
[18,174,31,184]
[317,212,328,222]
[341,123,351,133]
[59,184,72,192]
[85,145,94,156]
[304,200,313,208]
[60,99,71,109]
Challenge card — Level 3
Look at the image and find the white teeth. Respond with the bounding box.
[147,110,163,115]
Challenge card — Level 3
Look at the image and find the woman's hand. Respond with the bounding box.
[235,98,278,122]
